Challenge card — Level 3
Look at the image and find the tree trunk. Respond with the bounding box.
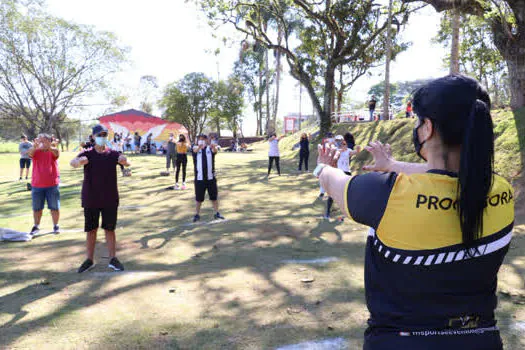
[216,118,221,137]
[265,49,272,135]
[383,0,394,121]
[491,18,525,109]
[321,65,336,136]
[258,68,264,136]
[272,30,283,132]
[450,9,460,74]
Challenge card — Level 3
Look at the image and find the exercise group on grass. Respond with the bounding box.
[13,75,517,349]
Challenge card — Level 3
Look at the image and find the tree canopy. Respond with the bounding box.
[0,0,128,139]
[195,0,419,135]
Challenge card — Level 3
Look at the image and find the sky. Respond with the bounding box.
[45,0,449,135]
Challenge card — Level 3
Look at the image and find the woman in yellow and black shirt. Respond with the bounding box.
[174,134,189,190]
[315,75,513,349]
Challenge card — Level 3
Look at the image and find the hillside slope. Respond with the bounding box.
[279,108,525,221]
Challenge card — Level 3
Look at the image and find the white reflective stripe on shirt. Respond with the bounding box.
[196,147,214,181]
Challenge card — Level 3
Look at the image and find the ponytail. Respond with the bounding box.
[458,100,494,253]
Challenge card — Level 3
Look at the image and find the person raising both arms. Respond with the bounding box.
[315,75,513,350]
[70,124,130,273]
[175,134,189,190]
[268,133,285,177]
[192,134,224,222]
[323,134,360,219]
[165,133,177,174]
[27,134,61,235]
[298,133,311,172]
[19,134,32,180]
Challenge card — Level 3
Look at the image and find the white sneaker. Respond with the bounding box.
[174,183,180,190]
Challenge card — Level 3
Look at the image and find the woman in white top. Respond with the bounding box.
[268,134,284,176]
[325,133,360,219]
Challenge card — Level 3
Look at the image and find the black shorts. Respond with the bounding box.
[84,207,118,232]
[195,179,218,202]
[20,158,31,168]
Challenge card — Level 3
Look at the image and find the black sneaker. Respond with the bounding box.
[78,259,95,273]
[318,193,325,199]
[30,225,40,235]
[193,214,201,223]
[52,224,60,234]
[108,257,124,271]
[214,212,225,220]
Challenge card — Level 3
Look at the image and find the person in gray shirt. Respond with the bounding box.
[19,134,33,180]
[165,133,177,173]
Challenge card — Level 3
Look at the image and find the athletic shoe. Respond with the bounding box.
[52,224,60,234]
[319,193,325,199]
[25,176,28,180]
[323,215,330,220]
[193,214,201,223]
[214,212,225,220]
[181,182,186,190]
[78,259,95,273]
[30,225,40,235]
[175,183,180,190]
[108,257,125,271]
[19,177,22,181]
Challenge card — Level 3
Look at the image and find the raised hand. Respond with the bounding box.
[78,156,89,165]
[363,141,394,172]
[317,143,340,167]
[118,154,129,166]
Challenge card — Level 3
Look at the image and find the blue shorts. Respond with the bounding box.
[32,186,60,211]
[20,158,31,168]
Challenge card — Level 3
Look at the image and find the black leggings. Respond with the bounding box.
[175,154,187,183]
[298,151,309,170]
[268,156,281,175]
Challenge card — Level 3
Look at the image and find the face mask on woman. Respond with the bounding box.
[412,123,427,161]
[198,140,206,146]
[95,136,107,146]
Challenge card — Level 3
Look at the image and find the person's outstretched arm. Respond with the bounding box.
[363,141,428,175]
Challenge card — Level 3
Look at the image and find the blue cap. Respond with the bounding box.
[92,124,108,136]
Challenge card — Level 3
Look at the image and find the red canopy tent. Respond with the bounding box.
[98,109,187,144]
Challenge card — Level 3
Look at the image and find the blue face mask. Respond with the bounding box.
[95,136,107,146]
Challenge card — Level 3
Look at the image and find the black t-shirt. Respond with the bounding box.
[368,99,377,111]
[345,170,514,332]
[77,148,120,208]
[299,139,309,152]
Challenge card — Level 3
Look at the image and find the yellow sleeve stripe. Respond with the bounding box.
[344,176,353,220]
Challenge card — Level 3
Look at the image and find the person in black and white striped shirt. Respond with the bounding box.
[192,134,225,222]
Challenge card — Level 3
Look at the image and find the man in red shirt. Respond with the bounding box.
[27,134,61,235]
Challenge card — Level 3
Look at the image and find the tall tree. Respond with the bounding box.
[449,8,461,74]
[383,0,395,120]
[434,13,510,106]
[0,1,127,136]
[160,73,215,142]
[196,0,417,136]
[404,0,525,109]
[235,42,268,136]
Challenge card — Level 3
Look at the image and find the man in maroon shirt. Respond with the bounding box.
[70,124,130,273]
[27,134,61,235]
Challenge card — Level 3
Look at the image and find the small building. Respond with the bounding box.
[283,113,312,134]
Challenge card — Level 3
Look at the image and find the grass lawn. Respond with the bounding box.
[0,141,524,349]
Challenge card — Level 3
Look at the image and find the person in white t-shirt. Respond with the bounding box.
[324,134,360,219]
[267,134,284,177]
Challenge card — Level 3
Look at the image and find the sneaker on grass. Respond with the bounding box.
[53,224,60,234]
[174,183,180,190]
[108,257,124,271]
[181,182,186,190]
[193,214,201,223]
[78,259,95,273]
[30,225,40,236]
[214,212,225,220]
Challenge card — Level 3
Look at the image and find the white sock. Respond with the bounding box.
[35,224,39,229]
